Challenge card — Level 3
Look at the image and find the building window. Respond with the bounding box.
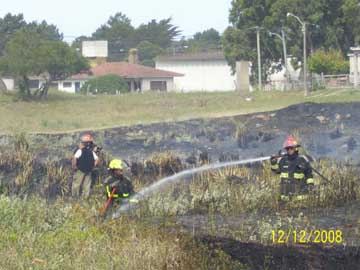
[29,80,40,89]
[150,81,167,91]
[63,82,72,88]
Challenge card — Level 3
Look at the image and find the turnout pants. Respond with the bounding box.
[280,178,308,201]
[72,170,92,198]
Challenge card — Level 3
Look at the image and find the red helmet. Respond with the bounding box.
[81,133,93,143]
[283,137,300,149]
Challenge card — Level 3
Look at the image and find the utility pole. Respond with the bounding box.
[303,22,308,96]
[281,29,289,89]
[256,26,262,90]
[287,13,308,96]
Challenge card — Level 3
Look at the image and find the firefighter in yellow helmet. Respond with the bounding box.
[103,159,134,203]
[270,137,314,201]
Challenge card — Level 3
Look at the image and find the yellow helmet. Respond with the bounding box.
[108,159,125,170]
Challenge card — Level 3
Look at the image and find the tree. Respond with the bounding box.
[38,40,89,97]
[0,13,26,56]
[308,49,349,75]
[0,14,63,57]
[26,20,63,41]
[182,28,222,52]
[81,74,129,95]
[137,41,163,67]
[342,0,360,45]
[92,12,136,60]
[71,35,91,52]
[223,0,279,80]
[135,18,181,49]
[223,0,359,80]
[92,14,181,61]
[222,27,254,72]
[0,28,89,99]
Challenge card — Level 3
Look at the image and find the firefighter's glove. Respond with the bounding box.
[307,183,315,192]
[270,156,278,165]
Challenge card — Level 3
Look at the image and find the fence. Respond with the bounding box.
[265,74,352,91]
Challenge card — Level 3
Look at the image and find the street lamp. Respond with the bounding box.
[269,29,289,90]
[287,12,308,96]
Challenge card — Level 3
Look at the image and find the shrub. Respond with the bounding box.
[81,74,129,95]
[308,49,349,75]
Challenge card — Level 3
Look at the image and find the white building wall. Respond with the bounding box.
[58,80,86,93]
[82,41,108,58]
[156,60,236,92]
[142,78,175,91]
[1,78,15,91]
[349,54,360,82]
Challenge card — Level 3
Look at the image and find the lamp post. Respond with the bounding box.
[269,29,289,90]
[287,13,308,96]
[255,26,262,90]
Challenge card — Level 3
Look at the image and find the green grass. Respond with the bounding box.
[0,196,245,270]
[1,88,360,133]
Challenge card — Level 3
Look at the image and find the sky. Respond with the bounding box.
[1,0,232,42]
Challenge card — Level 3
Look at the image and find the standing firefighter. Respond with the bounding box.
[71,134,100,198]
[103,159,134,206]
[270,137,314,201]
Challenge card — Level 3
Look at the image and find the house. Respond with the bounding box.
[57,62,183,93]
[0,77,15,91]
[155,51,236,92]
[0,76,47,91]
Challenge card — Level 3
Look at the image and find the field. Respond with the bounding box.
[0,88,359,133]
[0,89,360,269]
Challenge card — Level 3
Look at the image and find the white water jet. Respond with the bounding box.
[112,156,270,219]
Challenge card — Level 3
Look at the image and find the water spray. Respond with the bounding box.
[112,156,270,219]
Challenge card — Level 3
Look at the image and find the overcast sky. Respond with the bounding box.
[1,0,232,42]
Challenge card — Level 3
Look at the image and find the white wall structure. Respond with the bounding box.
[82,41,108,58]
[349,50,360,85]
[1,77,15,90]
[141,78,175,91]
[156,52,236,92]
[57,80,87,93]
[266,58,301,90]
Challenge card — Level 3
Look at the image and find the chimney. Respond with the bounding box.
[128,48,139,64]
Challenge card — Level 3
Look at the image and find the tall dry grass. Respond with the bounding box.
[0,196,246,270]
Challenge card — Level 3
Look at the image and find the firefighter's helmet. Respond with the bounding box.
[108,159,125,170]
[283,137,300,149]
[81,133,93,143]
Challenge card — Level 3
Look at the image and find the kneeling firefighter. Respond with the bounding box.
[103,159,135,206]
[270,137,314,201]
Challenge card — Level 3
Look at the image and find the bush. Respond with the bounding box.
[308,49,349,75]
[81,74,129,95]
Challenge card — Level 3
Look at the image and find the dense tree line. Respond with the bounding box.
[0,13,86,99]
[72,13,222,65]
[73,13,181,65]
[222,0,360,78]
[0,12,222,100]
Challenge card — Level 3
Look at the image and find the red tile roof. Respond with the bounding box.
[70,62,183,80]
